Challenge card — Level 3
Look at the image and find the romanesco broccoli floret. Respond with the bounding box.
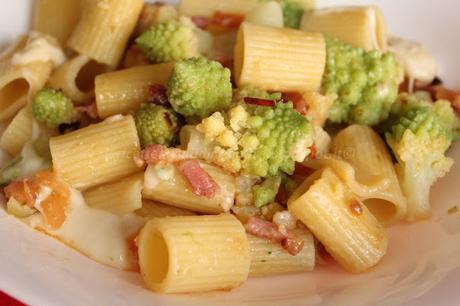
[135,16,212,63]
[384,95,457,220]
[31,88,75,126]
[323,37,403,126]
[253,176,282,207]
[134,104,180,148]
[279,0,305,28]
[233,85,282,103]
[167,57,232,119]
[195,102,314,177]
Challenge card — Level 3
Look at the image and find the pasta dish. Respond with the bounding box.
[0,0,459,295]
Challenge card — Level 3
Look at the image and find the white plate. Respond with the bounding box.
[1,1,459,306]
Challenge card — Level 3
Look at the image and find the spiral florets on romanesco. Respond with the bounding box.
[195,102,314,177]
[135,17,212,63]
[134,104,180,148]
[323,37,403,126]
[31,88,75,126]
[167,57,233,119]
[384,94,458,220]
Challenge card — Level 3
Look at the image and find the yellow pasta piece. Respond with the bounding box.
[84,172,144,215]
[248,227,315,276]
[288,168,388,273]
[179,0,260,17]
[49,115,141,190]
[234,22,326,92]
[301,6,387,51]
[49,54,109,104]
[0,107,33,156]
[136,200,197,218]
[142,162,236,214]
[68,0,144,67]
[137,214,250,293]
[95,63,174,118]
[33,0,82,45]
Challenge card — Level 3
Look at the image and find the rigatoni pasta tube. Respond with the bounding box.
[136,200,197,219]
[33,0,81,45]
[179,0,260,17]
[234,22,326,92]
[0,107,33,156]
[288,168,388,273]
[137,214,250,293]
[248,228,315,276]
[329,125,406,224]
[142,162,235,214]
[95,63,174,118]
[49,115,141,190]
[301,6,387,51]
[84,172,144,215]
[68,0,144,67]
[49,54,109,104]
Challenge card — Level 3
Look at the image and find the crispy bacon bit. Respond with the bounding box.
[192,16,211,29]
[76,102,98,120]
[178,159,219,198]
[244,216,304,255]
[349,199,363,216]
[211,11,245,29]
[244,97,275,107]
[123,45,150,68]
[4,179,40,207]
[147,84,170,106]
[309,146,317,159]
[138,144,194,166]
[275,185,289,206]
[294,163,316,177]
[282,92,308,115]
[4,171,70,229]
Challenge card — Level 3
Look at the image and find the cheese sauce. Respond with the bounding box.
[24,188,145,270]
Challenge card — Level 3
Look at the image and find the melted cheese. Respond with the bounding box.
[24,188,145,270]
[388,36,437,85]
[12,31,66,68]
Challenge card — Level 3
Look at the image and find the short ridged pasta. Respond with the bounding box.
[234,22,326,92]
[67,0,144,67]
[248,228,315,276]
[49,115,141,190]
[136,200,197,218]
[84,172,144,214]
[33,0,82,45]
[179,0,260,17]
[288,168,388,273]
[0,107,33,156]
[301,6,387,51]
[137,214,250,293]
[49,54,109,104]
[142,162,236,214]
[95,63,174,118]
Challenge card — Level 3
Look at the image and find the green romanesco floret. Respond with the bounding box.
[233,85,282,103]
[253,176,282,207]
[195,102,314,178]
[135,16,212,63]
[134,104,180,148]
[323,37,403,126]
[384,95,458,221]
[279,0,305,28]
[167,57,233,119]
[31,88,75,126]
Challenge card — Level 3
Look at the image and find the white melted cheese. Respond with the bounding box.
[24,188,145,270]
[388,36,437,86]
[12,31,66,68]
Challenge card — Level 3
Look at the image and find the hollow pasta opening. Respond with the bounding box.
[141,231,169,286]
[0,78,29,117]
[363,198,397,224]
[75,60,107,93]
